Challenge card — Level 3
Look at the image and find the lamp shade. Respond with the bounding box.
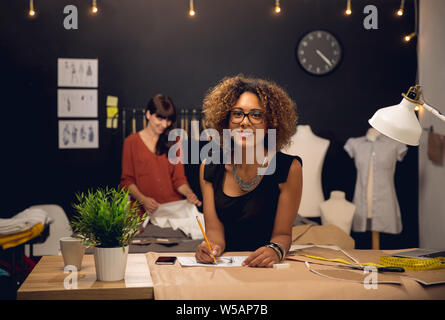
[368,98,422,146]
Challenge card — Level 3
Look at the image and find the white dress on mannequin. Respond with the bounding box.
[281,125,330,217]
[344,128,407,234]
[366,128,380,221]
[320,191,355,235]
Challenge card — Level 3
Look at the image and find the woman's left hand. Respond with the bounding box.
[242,246,280,268]
[186,192,202,207]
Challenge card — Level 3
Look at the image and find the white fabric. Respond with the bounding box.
[26,204,72,256]
[149,200,204,240]
[0,208,52,235]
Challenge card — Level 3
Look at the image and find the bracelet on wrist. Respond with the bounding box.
[269,242,285,261]
[265,243,283,261]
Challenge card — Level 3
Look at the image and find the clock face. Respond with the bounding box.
[296,30,342,76]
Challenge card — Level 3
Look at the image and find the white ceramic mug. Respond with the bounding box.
[60,237,85,271]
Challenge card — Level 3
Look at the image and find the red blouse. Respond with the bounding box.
[120,133,188,204]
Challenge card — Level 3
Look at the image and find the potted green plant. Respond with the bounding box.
[71,187,145,281]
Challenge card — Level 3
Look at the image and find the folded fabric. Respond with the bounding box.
[0,223,44,250]
[0,208,51,236]
[148,200,204,240]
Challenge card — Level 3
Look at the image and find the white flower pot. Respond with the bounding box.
[93,246,129,281]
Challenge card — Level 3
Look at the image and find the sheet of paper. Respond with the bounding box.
[58,58,98,87]
[106,95,118,107]
[177,256,248,267]
[107,106,118,118]
[58,89,98,118]
[58,120,99,149]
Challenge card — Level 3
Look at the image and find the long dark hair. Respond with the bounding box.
[146,94,177,155]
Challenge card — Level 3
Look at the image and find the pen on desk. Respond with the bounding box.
[195,216,217,263]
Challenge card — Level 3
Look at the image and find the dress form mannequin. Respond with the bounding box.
[320,191,355,235]
[344,127,407,243]
[281,125,330,217]
[366,127,381,249]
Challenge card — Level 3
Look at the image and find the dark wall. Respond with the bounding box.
[1,0,418,249]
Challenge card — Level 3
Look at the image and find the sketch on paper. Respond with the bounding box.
[177,256,248,267]
[58,89,97,118]
[59,120,99,149]
[58,58,98,87]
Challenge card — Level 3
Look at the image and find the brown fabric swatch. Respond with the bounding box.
[427,128,443,165]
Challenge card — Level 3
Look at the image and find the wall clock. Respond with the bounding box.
[296,30,342,76]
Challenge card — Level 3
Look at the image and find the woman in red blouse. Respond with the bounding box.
[120,94,201,215]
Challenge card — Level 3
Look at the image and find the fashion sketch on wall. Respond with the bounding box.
[57,89,98,118]
[58,120,99,149]
[58,58,98,88]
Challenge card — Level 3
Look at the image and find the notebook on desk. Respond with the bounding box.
[392,249,445,259]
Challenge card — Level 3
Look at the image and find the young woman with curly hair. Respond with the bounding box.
[195,75,303,267]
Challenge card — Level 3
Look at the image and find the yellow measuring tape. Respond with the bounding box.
[302,254,445,271]
[379,256,445,271]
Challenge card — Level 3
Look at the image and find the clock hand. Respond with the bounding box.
[316,49,333,67]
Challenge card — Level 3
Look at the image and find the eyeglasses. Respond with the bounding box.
[230,109,264,125]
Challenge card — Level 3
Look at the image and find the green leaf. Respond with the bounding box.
[71,186,144,248]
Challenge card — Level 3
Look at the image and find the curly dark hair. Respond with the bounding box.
[202,75,298,151]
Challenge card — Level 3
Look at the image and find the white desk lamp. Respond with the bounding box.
[368,85,445,146]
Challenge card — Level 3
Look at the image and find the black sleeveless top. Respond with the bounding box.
[203,152,302,251]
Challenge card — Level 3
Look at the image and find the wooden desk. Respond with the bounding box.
[17,254,153,300]
[147,251,445,300]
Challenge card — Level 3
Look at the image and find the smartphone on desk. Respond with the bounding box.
[155,256,177,265]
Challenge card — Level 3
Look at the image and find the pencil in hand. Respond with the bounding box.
[196,216,217,264]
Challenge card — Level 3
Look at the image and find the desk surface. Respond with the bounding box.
[17,249,445,300]
[17,254,153,300]
[147,251,445,300]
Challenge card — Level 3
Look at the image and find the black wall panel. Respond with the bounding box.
[1,0,417,249]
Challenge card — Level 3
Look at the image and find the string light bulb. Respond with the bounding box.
[403,32,416,42]
[29,0,36,17]
[414,105,421,112]
[396,0,405,16]
[274,0,281,14]
[345,0,352,15]
[189,0,196,17]
[91,0,98,14]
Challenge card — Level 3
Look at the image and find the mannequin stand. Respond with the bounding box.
[372,231,380,250]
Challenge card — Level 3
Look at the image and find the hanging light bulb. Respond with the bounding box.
[396,0,405,16]
[274,0,281,14]
[189,0,196,17]
[403,32,416,42]
[91,0,98,14]
[345,0,352,15]
[29,0,36,17]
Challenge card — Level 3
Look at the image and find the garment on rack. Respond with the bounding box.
[344,134,407,234]
[0,223,44,250]
[0,208,51,236]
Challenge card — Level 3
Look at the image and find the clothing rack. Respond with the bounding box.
[120,107,205,141]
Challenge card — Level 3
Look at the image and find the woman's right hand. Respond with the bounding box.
[142,196,160,214]
[195,241,223,264]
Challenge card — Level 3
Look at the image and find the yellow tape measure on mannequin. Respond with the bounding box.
[302,254,445,271]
